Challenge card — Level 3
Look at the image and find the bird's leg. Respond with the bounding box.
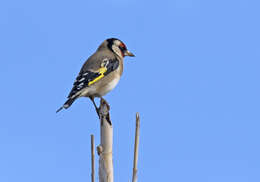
[89,96,100,118]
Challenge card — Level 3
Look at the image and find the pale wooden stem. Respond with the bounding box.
[91,134,95,182]
[132,113,140,182]
[97,98,113,182]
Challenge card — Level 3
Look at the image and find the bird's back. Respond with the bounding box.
[80,48,117,73]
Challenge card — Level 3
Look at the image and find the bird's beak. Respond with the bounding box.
[124,50,135,57]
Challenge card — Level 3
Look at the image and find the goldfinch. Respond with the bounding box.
[56,38,135,113]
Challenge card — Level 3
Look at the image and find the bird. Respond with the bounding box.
[56,38,135,114]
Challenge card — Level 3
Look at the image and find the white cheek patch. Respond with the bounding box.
[112,45,123,58]
[114,40,121,46]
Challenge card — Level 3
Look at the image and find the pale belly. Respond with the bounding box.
[98,76,120,96]
[79,76,120,97]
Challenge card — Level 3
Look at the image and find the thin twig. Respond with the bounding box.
[132,113,140,182]
[91,134,95,182]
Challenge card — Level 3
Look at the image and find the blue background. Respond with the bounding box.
[0,0,259,181]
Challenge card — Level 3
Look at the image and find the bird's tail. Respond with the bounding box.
[56,97,77,113]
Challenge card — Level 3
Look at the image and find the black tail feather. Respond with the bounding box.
[56,97,77,113]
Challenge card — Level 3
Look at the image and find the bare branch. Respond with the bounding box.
[132,113,140,182]
[91,134,95,182]
[98,98,114,182]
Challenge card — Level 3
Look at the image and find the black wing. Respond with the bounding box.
[67,58,119,98]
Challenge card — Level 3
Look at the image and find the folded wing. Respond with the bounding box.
[67,58,119,99]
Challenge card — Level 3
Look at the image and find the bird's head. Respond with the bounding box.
[105,38,135,58]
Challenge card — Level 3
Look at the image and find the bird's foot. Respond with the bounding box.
[100,97,110,111]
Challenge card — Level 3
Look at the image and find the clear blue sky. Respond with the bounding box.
[0,0,259,181]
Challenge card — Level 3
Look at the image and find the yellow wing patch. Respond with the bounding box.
[88,67,107,86]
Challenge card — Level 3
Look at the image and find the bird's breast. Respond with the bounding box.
[98,75,120,96]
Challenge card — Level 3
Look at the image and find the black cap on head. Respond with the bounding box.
[107,38,120,50]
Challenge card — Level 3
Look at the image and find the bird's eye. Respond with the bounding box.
[119,43,127,52]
